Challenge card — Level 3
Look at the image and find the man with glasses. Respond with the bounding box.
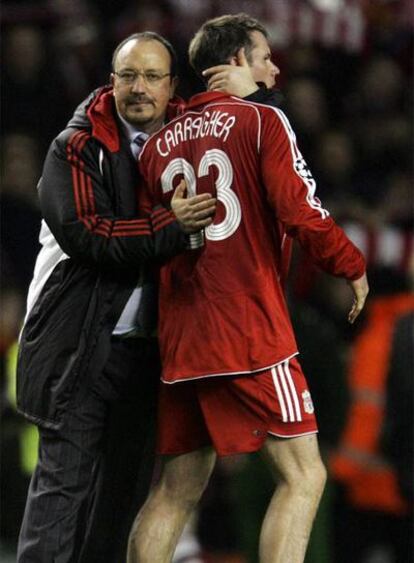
[16,30,277,563]
[15,32,214,563]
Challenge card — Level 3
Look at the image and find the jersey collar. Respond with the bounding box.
[186,91,234,110]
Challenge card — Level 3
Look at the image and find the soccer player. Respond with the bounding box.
[128,14,369,563]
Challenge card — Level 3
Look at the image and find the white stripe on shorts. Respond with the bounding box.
[272,361,302,422]
[277,363,295,421]
[283,360,302,422]
[271,366,288,422]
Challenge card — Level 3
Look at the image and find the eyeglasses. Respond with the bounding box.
[114,70,171,85]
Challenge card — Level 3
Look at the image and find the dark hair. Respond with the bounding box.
[189,13,268,78]
[112,31,178,77]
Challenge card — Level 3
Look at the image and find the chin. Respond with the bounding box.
[128,111,153,124]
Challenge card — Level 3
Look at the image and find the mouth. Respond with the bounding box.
[128,99,153,107]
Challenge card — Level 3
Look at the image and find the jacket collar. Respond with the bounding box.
[86,86,120,152]
[86,86,187,153]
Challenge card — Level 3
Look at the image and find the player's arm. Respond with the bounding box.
[261,110,368,322]
[39,130,188,269]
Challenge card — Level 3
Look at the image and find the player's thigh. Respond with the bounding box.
[260,434,324,483]
[161,446,217,497]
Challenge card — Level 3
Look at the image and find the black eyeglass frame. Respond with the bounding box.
[113,70,172,84]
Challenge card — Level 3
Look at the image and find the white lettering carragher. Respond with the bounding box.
[156,111,237,157]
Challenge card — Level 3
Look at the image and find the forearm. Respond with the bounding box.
[295,220,366,281]
[40,133,187,270]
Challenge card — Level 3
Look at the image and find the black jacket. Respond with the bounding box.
[16,86,187,429]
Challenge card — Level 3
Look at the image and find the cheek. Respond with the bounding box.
[114,88,128,108]
[153,89,172,111]
[252,65,266,82]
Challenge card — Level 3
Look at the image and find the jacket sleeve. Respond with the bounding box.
[39,129,187,269]
[260,109,365,280]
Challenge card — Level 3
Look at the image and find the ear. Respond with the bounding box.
[236,48,249,68]
[169,76,179,98]
[110,73,115,88]
[229,55,239,66]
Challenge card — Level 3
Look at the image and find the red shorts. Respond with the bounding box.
[157,356,318,456]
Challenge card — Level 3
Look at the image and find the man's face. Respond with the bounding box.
[247,31,279,89]
[111,39,177,134]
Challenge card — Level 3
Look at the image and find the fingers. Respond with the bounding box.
[172,179,187,200]
[347,273,369,324]
[172,182,216,208]
[348,300,363,324]
[202,65,231,78]
[191,216,214,229]
[348,295,365,324]
[187,194,216,207]
[207,83,227,93]
[207,72,228,92]
[178,214,214,234]
[181,198,216,224]
[171,192,217,234]
[190,202,216,220]
[202,48,248,77]
[171,180,214,206]
[169,179,218,233]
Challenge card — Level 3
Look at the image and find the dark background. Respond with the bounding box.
[1,1,413,562]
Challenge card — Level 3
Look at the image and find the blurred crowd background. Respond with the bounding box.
[1,0,413,562]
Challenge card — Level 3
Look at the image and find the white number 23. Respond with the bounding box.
[160,149,242,242]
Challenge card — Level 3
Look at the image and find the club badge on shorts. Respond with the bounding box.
[302,390,314,414]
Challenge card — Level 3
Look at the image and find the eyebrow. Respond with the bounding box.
[117,66,167,72]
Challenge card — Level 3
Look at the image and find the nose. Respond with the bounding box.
[272,63,280,77]
[131,74,147,93]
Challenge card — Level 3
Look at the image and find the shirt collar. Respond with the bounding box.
[117,111,146,144]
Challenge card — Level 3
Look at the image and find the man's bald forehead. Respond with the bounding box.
[111,32,177,75]
[114,38,171,69]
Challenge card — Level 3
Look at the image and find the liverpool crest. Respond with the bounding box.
[302,390,314,414]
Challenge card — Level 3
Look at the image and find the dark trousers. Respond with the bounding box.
[17,337,160,563]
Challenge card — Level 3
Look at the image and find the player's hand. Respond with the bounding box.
[171,180,216,234]
[347,273,369,324]
[202,48,258,97]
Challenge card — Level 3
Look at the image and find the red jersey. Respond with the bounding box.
[139,92,365,383]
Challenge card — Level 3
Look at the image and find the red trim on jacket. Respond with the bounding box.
[66,129,152,238]
[86,86,187,153]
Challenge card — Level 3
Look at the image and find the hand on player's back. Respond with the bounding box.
[171,180,216,234]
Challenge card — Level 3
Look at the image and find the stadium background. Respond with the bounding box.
[1,0,412,561]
